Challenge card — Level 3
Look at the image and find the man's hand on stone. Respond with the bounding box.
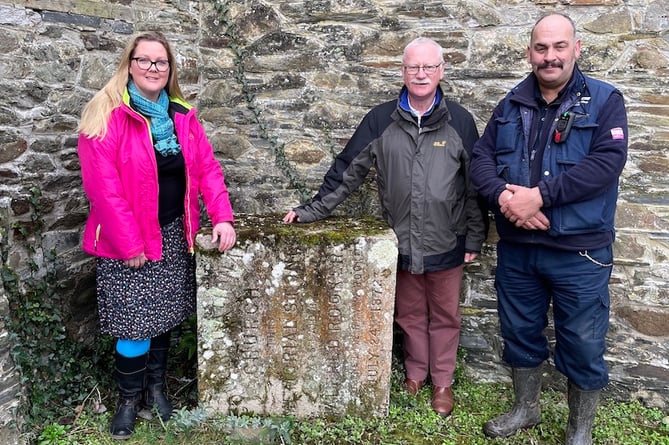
[282,211,300,224]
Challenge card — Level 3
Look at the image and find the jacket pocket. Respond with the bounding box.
[94,223,102,251]
[553,120,598,172]
[547,188,616,236]
[494,117,521,181]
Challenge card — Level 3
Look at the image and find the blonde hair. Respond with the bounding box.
[78,31,185,139]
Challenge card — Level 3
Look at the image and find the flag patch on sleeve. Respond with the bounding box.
[610,127,625,140]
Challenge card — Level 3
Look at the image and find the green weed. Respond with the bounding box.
[38,364,667,445]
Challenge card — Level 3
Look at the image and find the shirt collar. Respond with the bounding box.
[399,87,442,117]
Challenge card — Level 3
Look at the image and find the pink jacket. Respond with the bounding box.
[78,94,234,261]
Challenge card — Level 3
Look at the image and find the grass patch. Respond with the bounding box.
[37,363,668,445]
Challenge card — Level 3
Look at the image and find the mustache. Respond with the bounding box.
[410,79,431,85]
[537,61,563,69]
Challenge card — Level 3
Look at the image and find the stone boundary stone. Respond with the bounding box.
[195,214,398,417]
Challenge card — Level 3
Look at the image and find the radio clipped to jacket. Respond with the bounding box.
[553,111,575,144]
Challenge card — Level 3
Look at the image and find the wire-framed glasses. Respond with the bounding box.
[403,63,443,75]
[131,57,170,72]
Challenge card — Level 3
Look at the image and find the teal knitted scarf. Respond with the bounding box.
[127,80,182,157]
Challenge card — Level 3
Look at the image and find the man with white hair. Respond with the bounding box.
[284,37,486,416]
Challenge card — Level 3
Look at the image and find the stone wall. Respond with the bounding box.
[0,0,667,434]
[0,221,21,445]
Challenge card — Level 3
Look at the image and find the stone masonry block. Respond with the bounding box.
[195,215,398,418]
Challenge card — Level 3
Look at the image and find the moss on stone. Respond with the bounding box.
[208,214,389,249]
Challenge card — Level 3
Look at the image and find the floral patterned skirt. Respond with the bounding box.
[96,217,196,339]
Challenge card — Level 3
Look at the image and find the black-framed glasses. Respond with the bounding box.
[403,63,443,75]
[131,57,170,72]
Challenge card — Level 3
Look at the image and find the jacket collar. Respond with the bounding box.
[509,64,587,107]
[398,85,443,115]
[122,87,193,112]
[397,85,449,126]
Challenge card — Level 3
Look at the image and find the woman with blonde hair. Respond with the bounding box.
[78,31,236,439]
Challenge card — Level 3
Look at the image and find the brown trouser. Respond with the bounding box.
[395,265,464,387]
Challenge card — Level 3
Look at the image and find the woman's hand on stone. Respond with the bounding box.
[212,221,236,252]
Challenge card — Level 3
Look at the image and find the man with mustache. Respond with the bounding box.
[470,13,628,445]
[284,37,486,417]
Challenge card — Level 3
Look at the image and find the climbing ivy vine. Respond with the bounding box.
[1,186,112,437]
[211,0,312,203]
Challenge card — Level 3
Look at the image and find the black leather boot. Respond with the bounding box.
[565,380,600,445]
[110,353,146,440]
[138,331,174,422]
[483,366,543,438]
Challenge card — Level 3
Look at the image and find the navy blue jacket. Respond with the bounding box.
[470,66,628,250]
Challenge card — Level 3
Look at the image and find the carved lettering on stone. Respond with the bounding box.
[196,215,398,417]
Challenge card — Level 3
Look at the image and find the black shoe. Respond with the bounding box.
[110,396,140,440]
[110,352,146,440]
[139,383,173,421]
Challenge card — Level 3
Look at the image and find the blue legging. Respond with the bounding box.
[116,338,150,358]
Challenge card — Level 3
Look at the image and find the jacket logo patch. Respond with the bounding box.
[610,127,625,140]
[433,140,447,147]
